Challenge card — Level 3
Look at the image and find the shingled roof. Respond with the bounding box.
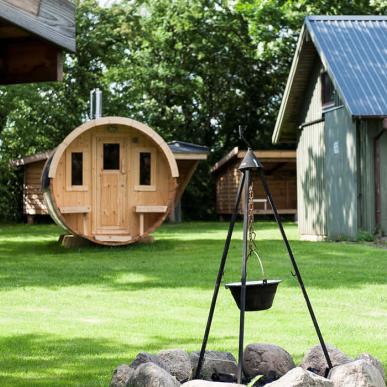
[273,15,387,143]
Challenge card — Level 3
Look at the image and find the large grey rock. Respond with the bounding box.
[129,362,180,387]
[190,351,237,381]
[265,367,333,387]
[301,344,352,376]
[182,381,244,387]
[329,359,385,387]
[110,364,134,387]
[356,353,385,381]
[158,349,192,382]
[243,343,295,379]
[129,352,163,369]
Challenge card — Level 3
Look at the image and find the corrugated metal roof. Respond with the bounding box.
[273,15,387,143]
[305,15,387,117]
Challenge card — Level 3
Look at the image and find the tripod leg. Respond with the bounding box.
[195,172,246,379]
[258,169,333,372]
[237,169,250,383]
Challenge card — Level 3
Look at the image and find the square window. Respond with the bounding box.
[321,72,335,107]
[103,143,120,170]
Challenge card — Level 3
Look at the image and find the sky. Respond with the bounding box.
[97,0,119,6]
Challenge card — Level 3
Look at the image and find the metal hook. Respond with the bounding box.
[239,125,252,149]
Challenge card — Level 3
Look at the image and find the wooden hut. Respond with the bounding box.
[11,150,53,222]
[14,117,208,245]
[0,0,75,84]
[211,147,297,217]
[272,16,387,240]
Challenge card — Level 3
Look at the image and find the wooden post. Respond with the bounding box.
[139,214,144,236]
[374,129,386,232]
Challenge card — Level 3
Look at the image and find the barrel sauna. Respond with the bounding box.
[42,117,179,245]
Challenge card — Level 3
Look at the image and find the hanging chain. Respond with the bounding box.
[247,184,256,257]
[247,183,265,279]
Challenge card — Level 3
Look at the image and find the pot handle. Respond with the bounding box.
[250,250,266,280]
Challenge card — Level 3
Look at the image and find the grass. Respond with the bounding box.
[0,221,386,386]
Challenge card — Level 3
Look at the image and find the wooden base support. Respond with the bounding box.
[60,234,91,248]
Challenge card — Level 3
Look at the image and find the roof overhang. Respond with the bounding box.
[168,141,209,160]
[272,25,318,144]
[0,0,75,84]
[211,147,296,173]
[0,0,76,52]
[11,150,54,167]
[172,153,208,160]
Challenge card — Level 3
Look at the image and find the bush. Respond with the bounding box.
[0,160,23,222]
[357,230,374,242]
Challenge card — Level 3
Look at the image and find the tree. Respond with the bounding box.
[235,0,386,129]
[0,0,384,220]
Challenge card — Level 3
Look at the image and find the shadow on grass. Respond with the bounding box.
[0,225,386,291]
[0,333,228,386]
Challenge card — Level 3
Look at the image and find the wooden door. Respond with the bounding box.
[95,137,128,235]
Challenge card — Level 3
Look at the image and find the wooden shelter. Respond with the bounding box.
[211,147,297,216]
[14,117,208,245]
[0,0,75,84]
[273,16,387,240]
[12,150,53,221]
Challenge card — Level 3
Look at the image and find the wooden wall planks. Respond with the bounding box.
[23,160,48,215]
[3,0,41,15]
[215,160,297,216]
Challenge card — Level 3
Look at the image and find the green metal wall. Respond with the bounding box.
[299,61,323,124]
[297,60,327,239]
[324,107,358,239]
[299,114,386,239]
[297,121,327,239]
[296,57,387,239]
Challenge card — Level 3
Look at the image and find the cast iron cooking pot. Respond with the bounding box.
[225,279,281,311]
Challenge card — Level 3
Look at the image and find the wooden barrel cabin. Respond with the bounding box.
[40,116,206,245]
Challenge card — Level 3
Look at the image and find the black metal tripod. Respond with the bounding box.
[195,144,332,383]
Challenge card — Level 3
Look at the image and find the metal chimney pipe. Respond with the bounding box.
[89,89,95,120]
[89,88,103,120]
[95,88,102,119]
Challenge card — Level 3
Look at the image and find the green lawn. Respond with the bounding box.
[0,221,386,386]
